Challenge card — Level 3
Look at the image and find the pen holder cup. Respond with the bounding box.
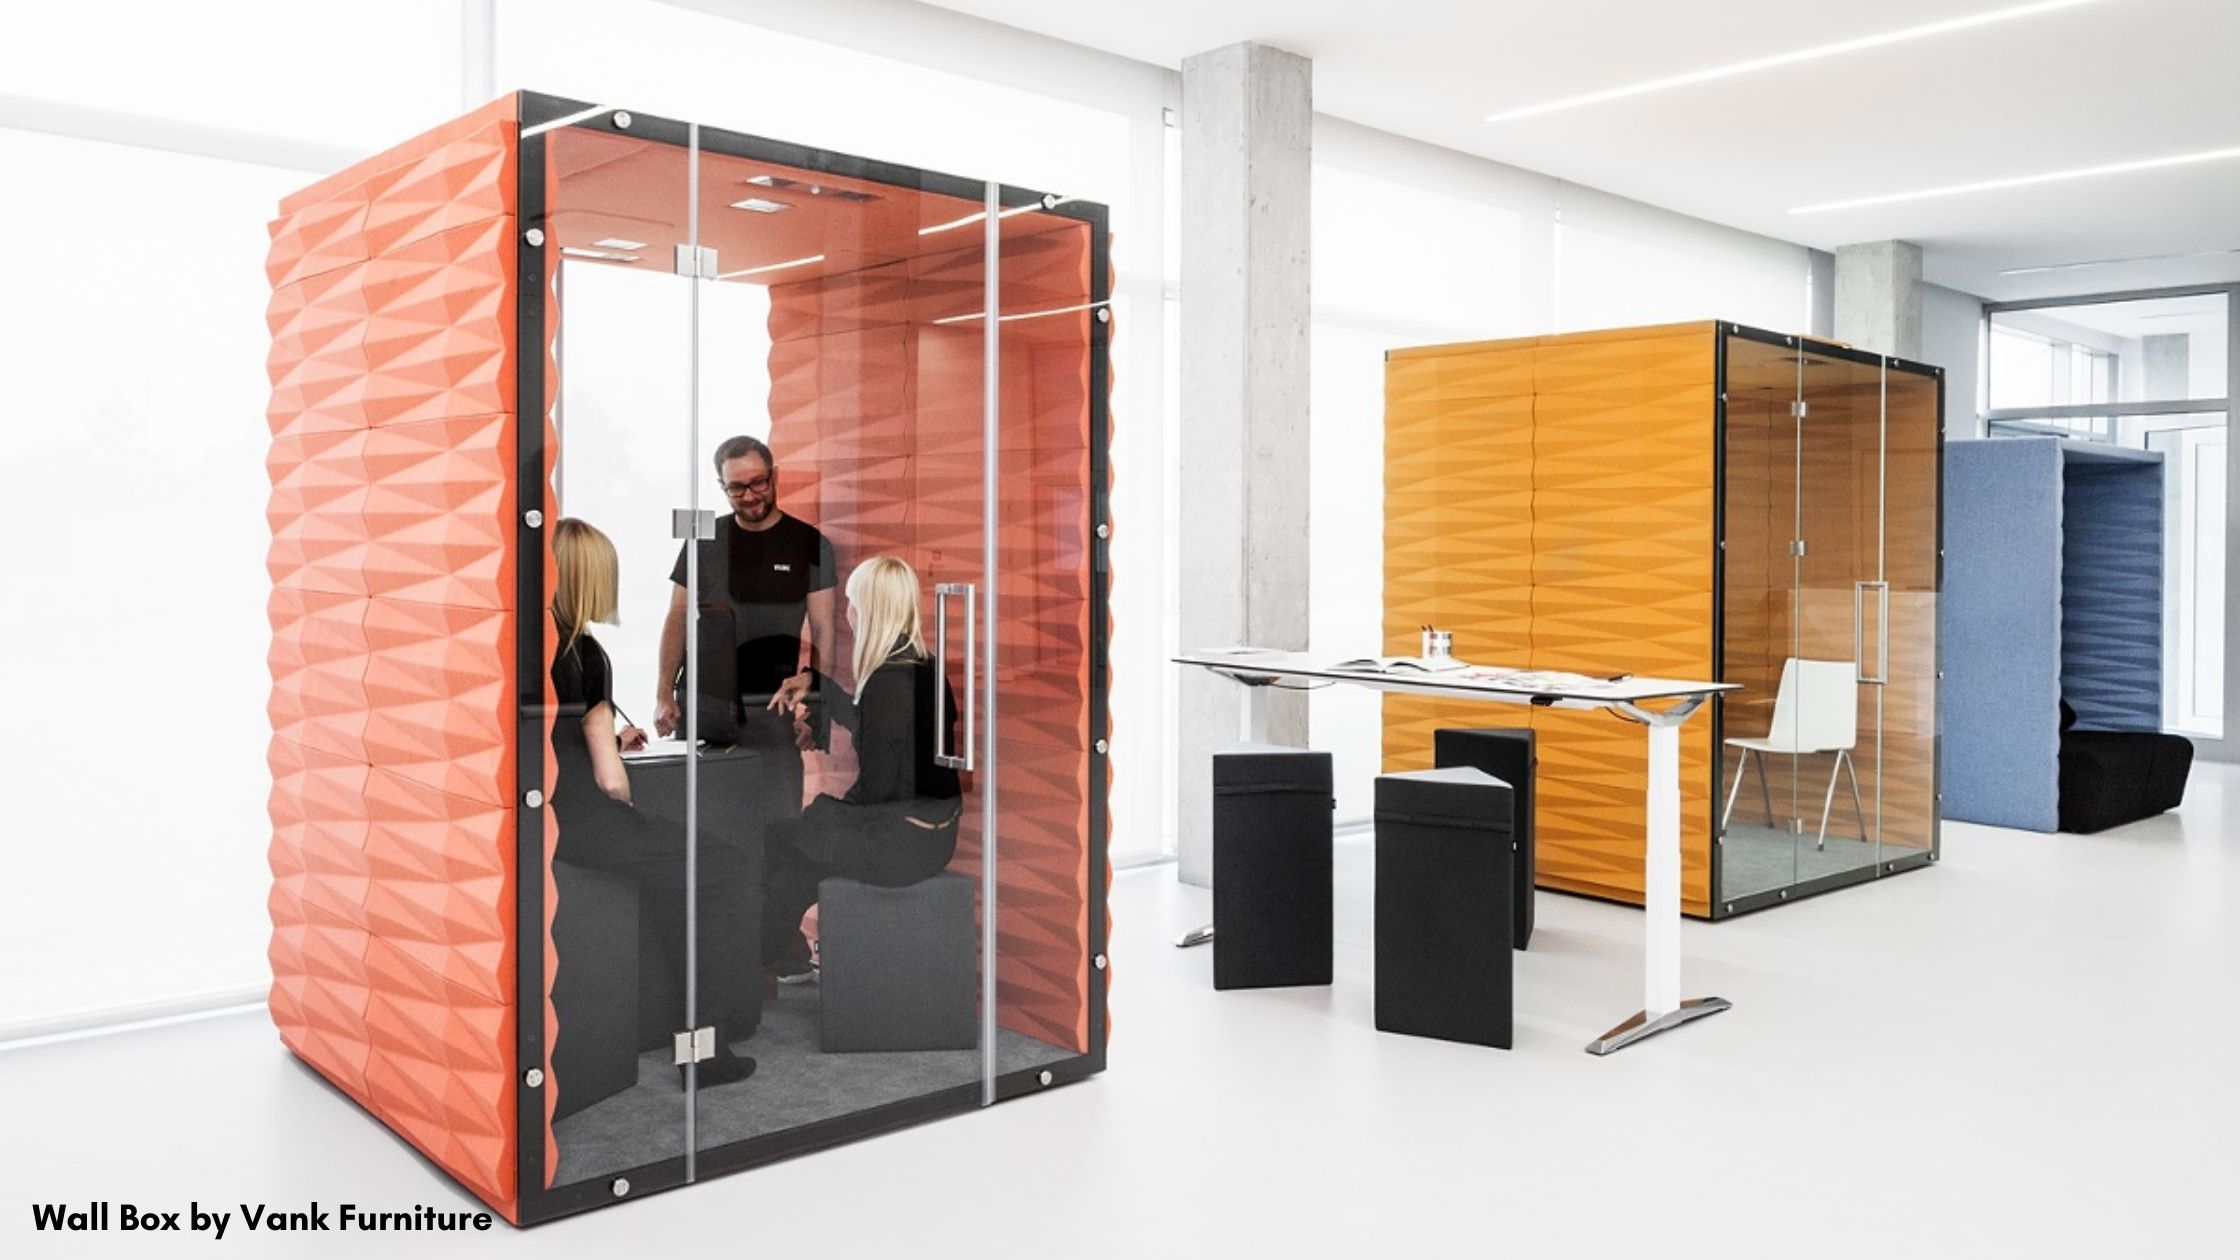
[1421,630,1453,660]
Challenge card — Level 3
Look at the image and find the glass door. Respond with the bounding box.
[684,130,999,1169]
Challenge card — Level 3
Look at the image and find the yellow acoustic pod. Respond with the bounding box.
[1383,321,1942,919]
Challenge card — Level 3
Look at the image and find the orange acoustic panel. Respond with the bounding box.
[266,94,524,1222]
[1383,324,1719,916]
[767,224,1100,1053]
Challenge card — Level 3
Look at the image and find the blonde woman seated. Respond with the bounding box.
[763,555,962,982]
[551,517,758,1086]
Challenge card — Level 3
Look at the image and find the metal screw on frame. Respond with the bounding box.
[1093,954,1107,970]
[613,111,632,130]
[1038,1071,1054,1087]
[524,228,545,247]
[1094,739,1109,755]
[611,1179,630,1197]
[524,509,544,528]
[523,1068,544,1088]
[524,789,544,809]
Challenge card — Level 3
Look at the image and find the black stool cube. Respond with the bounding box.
[1433,727,1536,949]
[550,862,640,1119]
[818,871,978,1052]
[1375,767,1514,1049]
[1213,744,1334,990]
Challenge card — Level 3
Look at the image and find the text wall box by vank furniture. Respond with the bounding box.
[265,92,1113,1224]
[1381,322,1942,918]
[1942,438,2191,832]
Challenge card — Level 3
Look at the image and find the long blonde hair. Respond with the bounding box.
[551,517,620,652]
[845,555,927,698]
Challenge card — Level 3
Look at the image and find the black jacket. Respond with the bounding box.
[823,651,962,815]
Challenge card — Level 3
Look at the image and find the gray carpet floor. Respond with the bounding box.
[1719,822,1926,900]
[552,985,1075,1184]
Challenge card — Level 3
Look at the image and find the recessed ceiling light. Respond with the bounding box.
[1792,144,2240,214]
[591,237,646,250]
[1998,246,2240,277]
[1485,0,2099,124]
[729,197,791,214]
[560,246,642,262]
[716,253,828,280]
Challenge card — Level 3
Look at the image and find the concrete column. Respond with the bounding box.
[1176,42,1312,886]
[2143,333,2190,398]
[1833,240,1923,359]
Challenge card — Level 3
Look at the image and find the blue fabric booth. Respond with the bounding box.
[1942,438,2181,831]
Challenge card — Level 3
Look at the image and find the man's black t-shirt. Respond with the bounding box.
[671,512,836,700]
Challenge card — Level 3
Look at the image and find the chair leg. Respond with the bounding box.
[1752,748,1776,828]
[1841,749,1869,842]
[1721,748,1749,831]
[1815,754,1842,851]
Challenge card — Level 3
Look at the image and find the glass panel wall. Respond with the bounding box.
[1719,336,1805,899]
[1716,330,1940,908]
[538,109,696,1194]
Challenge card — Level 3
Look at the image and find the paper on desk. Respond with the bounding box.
[621,738,694,761]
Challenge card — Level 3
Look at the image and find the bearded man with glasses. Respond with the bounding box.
[656,436,838,911]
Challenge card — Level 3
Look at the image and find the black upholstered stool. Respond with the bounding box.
[1213,744,1334,990]
[1375,766,1514,1049]
[817,871,978,1052]
[549,862,641,1119]
[1433,727,1537,949]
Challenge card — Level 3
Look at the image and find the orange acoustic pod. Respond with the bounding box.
[266,93,1113,1223]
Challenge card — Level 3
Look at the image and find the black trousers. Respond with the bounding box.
[762,795,960,965]
[556,798,760,1038]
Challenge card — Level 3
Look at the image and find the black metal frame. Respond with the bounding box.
[509,90,1110,1223]
[1708,322,1944,919]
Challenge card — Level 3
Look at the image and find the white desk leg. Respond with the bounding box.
[1177,676,1271,949]
[1587,696,1730,1054]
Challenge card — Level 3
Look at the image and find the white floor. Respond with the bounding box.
[4,763,2236,1258]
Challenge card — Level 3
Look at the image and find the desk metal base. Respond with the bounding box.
[1585,996,1731,1056]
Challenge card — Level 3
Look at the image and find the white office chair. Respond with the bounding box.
[1720,658,1867,850]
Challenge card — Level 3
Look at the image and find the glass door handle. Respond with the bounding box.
[1854,581,1890,685]
[934,582,977,770]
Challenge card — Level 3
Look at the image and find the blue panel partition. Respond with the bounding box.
[1941,441,2063,831]
[2060,448,2165,732]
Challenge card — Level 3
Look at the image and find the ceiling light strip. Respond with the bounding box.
[715,253,827,280]
[932,299,1108,326]
[918,198,1071,237]
[1791,144,2240,214]
[1485,0,2098,124]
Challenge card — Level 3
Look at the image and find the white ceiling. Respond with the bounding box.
[922,0,2240,302]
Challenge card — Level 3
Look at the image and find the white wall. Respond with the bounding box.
[1305,118,1822,824]
[1922,282,1987,439]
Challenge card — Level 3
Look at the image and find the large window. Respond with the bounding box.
[1305,147,1817,824]
[0,0,1176,1038]
[1987,290,2234,740]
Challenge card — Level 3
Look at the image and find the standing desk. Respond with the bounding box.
[1173,650,1740,1055]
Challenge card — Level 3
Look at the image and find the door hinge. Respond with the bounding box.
[673,1027,715,1066]
[1790,539,1808,557]
[1791,400,1808,419]
[673,508,717,540]
[673,244,719,278]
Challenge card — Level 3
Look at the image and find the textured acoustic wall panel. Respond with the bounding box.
[1383,326,1716,914]
[2062,459,2166,731]
[766,222,1101,1051]
[266,96,522,1222]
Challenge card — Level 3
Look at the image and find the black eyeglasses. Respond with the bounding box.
[721,474,774,497]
